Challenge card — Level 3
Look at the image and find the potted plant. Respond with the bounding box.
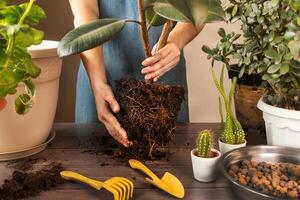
[58,0,225,159]
[202,13,265,132]
[191,129,221,182]
[0,0,62,155]
[205,0,300,148]
[211,66,246,155]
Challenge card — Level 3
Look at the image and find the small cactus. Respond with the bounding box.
[197,129,213,158]
[211,65,245,145]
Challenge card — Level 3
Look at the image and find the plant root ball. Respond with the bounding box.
[115,77,185,159]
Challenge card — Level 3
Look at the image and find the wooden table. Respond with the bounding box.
[0,123,266,200]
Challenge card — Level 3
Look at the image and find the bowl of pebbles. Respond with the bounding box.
[219,145,300,200]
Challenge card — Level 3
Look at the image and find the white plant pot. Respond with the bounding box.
[0,40,62,153]
[191,148,221,182]
[257,98,300,148]
[218,139,247,155]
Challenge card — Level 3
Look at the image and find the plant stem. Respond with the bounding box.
[156,20,173,51]
[18,0,35,25]
[137,0,152,58]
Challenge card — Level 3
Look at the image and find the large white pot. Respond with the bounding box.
[257,98,300,148]
[0,40,62,153]
[191,148,221,182]
[218,139,247,155]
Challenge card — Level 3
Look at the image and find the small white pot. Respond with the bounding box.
[0,40,62,153]
[218,139,247,155]
[191,148,221,182]
[257,98,300,148]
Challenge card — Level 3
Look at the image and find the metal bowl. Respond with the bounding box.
[219,145,300,200]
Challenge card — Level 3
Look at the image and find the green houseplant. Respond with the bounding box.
[58,0,225,159]
[191,129,221,182]
[204,0,300,148]
[211,66,246,154]
[0,0,63,158]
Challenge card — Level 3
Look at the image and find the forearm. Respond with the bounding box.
[69,0,107,88]
[168,22,205,50]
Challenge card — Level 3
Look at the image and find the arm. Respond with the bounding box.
[142,22,205,81]
[69,0,130,147]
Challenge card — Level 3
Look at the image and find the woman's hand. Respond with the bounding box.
[141,42,180,82]
[93,83,131,147]
[0,97,7,111]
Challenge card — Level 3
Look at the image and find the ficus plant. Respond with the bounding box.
[0,0,46,114]
[58,0,225,58]
[202,0,300,110]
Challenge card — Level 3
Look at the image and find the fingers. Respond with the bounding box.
[0,97,7,111]
[141,42,180,81]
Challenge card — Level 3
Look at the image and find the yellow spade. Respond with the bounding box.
[129,159,185,198]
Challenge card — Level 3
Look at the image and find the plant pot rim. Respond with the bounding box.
[257,97,300,120]
[29,40,60,59]
[191,148,221,161]
[218,138,247,146]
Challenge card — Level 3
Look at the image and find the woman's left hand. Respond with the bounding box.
[141,42,181,82]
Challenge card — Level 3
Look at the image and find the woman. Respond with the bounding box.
[69,0,204,147]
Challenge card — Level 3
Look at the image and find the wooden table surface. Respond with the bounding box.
[0,123,266,200]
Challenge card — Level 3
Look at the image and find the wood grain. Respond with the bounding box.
[1,123,265,200]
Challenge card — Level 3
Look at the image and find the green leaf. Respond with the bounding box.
[280,63,290,75]
[267,64,281,73]
[15,28,44,47]
[58,19,126,57]
[15,93,32,114]
[145,0,167,26]
[202,45,212,54]
[290,0,300,10]
[218,27,225,37]
[265,47,279,59]
[0,5,22,25]
[25,59,41,78]
[20,3,46,25]
[205,0,225,23]
[23,79,35,96]
[238,66,245,78]
[0,0,8,9]
[153,0,209,26]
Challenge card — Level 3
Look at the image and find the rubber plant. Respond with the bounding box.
[58,0,225,159]
[196,129,213,158]
[0,0,46,114]
[212,65,245,144]
[202,0,300,111]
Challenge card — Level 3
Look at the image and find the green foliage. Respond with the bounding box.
[58,0,225,57]
[212,66,245,144]
[0,0,46,114]
[196,129,213,158]
[203,0,300,110]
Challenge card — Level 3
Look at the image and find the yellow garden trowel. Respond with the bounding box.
[129,159,184,198]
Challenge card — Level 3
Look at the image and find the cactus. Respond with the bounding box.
[196,129,213,158]
[211,65,245,145]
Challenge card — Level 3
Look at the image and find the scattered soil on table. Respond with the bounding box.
[228,160,300,199]
[84,133,173,161]
[1,158,65,200]
[115,77,184,160]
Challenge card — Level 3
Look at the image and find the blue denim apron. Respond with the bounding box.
[75,0,189,123]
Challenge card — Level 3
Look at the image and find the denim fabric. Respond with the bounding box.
[75,0,189,123]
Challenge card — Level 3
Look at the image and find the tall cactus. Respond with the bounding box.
[197,129,213,158]
[211,65,245,144]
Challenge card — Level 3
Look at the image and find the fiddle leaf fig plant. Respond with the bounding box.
[0,0,46,114]
[58,0,225,57]
[202,0,300,110]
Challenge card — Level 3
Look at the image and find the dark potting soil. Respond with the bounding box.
[115,77,185,159]
[1,158,65,200]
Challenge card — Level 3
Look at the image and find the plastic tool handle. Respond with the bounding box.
[60,171,103,190]
[128,159,160,181]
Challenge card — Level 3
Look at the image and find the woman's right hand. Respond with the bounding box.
[0,97,7,111]
[93,83,131,147]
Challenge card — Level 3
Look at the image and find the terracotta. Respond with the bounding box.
[0,40,62,153]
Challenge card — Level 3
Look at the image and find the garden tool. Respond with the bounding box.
[128,159,185,198]
[60,171,134,200]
